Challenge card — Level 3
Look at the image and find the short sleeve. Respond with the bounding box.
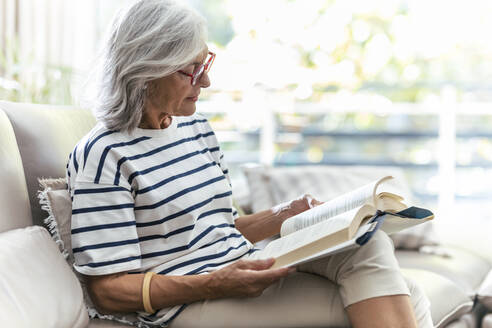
[70,181,141,276]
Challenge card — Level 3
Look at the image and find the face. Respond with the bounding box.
[142,49,211,128]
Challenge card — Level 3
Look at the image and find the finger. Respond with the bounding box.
[251,262,291,278]
[300,194,314,208]
[302,194,324,208]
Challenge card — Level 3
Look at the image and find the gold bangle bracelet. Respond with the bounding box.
[142,272,157,313]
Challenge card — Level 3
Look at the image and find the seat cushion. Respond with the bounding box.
[396,246,491,297]
[0,108,32,232]
[0,226,88,328]
[0,101,96,226]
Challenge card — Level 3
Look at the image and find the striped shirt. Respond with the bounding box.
[67,113,254,325]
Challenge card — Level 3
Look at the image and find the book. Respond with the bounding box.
[250,176,434,269]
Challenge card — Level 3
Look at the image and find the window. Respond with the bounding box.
[2,0,492,219]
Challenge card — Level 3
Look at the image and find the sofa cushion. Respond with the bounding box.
[478,269,492,311]
[396,246,491,297]
[0,108,32,232]
[241,163,440,250]
[400,268,474,328]
[0,101,96,226]
[0,226,88,327]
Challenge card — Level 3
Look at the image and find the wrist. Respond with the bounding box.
[271,202,295,222]
[202,272,221,300]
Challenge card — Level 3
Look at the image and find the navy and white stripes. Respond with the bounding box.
[67,114,251,325]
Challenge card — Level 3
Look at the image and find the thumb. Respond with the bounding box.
[237,258,276,271]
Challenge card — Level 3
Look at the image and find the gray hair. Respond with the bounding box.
[93,0,207,132]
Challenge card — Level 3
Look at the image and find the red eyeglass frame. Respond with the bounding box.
[178,51,216,86]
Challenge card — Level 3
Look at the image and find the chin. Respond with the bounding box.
[183,104,197,116]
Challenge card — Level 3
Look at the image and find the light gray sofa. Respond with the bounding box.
[0,100,491,327]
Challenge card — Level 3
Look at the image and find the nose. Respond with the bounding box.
[198,71,211,88]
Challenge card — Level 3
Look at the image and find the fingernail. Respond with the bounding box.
[288,267,297,274]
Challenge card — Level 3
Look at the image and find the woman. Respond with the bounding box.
[67,0,433,327]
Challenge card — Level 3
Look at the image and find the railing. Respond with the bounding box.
[199,98,492,218]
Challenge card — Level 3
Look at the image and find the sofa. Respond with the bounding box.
[0,100,491,328]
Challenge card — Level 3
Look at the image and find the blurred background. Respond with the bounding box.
[1,0,492,232]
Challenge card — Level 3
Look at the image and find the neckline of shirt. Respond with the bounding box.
[130,116,179,138]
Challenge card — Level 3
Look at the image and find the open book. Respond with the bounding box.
[250,176,434,269]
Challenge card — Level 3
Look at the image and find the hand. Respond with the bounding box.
[273,194,324,219]
[208,258,294,299]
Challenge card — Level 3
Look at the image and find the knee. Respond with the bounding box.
[356,230,395,258]
[336,230,400,279]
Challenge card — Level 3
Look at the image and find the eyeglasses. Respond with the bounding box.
[178,51,216,86]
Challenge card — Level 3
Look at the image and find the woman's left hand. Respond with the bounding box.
[236,193,324,244]
[273,194,324,219]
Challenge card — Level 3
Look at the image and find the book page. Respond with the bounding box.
[280,179,384,236]
[259,209,359,259]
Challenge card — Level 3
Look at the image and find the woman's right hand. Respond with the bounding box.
[208,258,294,299]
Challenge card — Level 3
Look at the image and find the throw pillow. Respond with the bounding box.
[39,177,73,263]
[38,177,141,327]
[0,226,88,327]
[478,269,492,311]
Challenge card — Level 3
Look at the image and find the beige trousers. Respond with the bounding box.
[170,231,433,328]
